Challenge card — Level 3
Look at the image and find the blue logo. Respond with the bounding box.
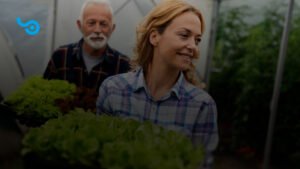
[16,17,40,36]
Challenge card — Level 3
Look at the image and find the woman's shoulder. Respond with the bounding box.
[101,71,137,89]
[182,81,215,104]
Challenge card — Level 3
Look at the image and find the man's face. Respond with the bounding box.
[78,4,115,50]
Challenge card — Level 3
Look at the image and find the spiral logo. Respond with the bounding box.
[16,17,40,36]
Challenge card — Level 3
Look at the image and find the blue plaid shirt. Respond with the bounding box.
[96,68,218,169]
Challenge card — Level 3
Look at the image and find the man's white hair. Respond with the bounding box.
[79,0,114,23]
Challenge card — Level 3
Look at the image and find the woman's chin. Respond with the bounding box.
[180,63,192,71]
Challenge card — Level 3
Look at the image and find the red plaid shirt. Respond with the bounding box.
[43,39,130,111]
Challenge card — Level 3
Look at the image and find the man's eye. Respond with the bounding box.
[87,22,95,26]
[195,38,201,45]
[100,22,108,27]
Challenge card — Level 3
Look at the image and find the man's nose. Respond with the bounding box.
[94,24,102,33]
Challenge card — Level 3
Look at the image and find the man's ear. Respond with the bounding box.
[149,30,160,46]
[76,20,82,31]
[111,23,116,32]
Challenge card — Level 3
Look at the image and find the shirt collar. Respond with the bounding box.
[76,38,114,64]
[171,72,184,100]
[133,67,184,100]
[133,68,146,92]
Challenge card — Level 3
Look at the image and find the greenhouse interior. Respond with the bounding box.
[0,0,299,169]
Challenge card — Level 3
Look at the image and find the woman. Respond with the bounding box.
[97,0,218,168]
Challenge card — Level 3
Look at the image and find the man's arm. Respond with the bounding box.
[43,58,57,79]
[43,50,61,80]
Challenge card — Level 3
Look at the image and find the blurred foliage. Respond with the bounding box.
[22,109,204,169]
[4,76,101,126]
[210,2,300,167]
[5,76,76,124]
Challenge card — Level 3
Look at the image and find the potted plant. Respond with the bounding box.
[22,109,204,169]
[4,76,76,126]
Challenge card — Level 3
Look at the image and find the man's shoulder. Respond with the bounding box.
[55,41,79,52]
[52,41,79,55]
[50,41,81,61]
[107,46,129,61]
[105,45,131,73]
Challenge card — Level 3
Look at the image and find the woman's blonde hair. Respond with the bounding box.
[131,0,206,88]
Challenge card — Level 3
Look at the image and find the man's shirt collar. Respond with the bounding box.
[76,38,114,64]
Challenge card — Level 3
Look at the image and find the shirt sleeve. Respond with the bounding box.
[96,79,113,115]
[192,99,219,169]
[43,50,60,80]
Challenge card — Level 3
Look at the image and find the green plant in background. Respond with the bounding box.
[210,2,300,167]
[234,4,284,155]
[210,6,251,152]
[22,109,204,169]
[5,76,76,122]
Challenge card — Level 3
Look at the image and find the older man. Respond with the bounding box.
[44,0,130,111]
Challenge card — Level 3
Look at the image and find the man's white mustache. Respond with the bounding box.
[88,33,107,40]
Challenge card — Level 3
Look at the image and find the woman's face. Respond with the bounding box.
[151,11,202,71]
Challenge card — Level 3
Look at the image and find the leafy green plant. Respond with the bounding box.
[22,109,204,169]
[5,76,76,124]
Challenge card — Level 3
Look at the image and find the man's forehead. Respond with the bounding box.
[83,4,113,20]
[84,3,111,14]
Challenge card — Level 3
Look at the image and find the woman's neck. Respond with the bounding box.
[145,63,179,100]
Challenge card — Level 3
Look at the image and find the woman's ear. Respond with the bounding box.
[149,30,160,46]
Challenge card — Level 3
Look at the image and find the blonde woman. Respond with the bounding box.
[97,0,218,168]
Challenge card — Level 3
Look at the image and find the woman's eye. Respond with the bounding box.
[179,34,189,39]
